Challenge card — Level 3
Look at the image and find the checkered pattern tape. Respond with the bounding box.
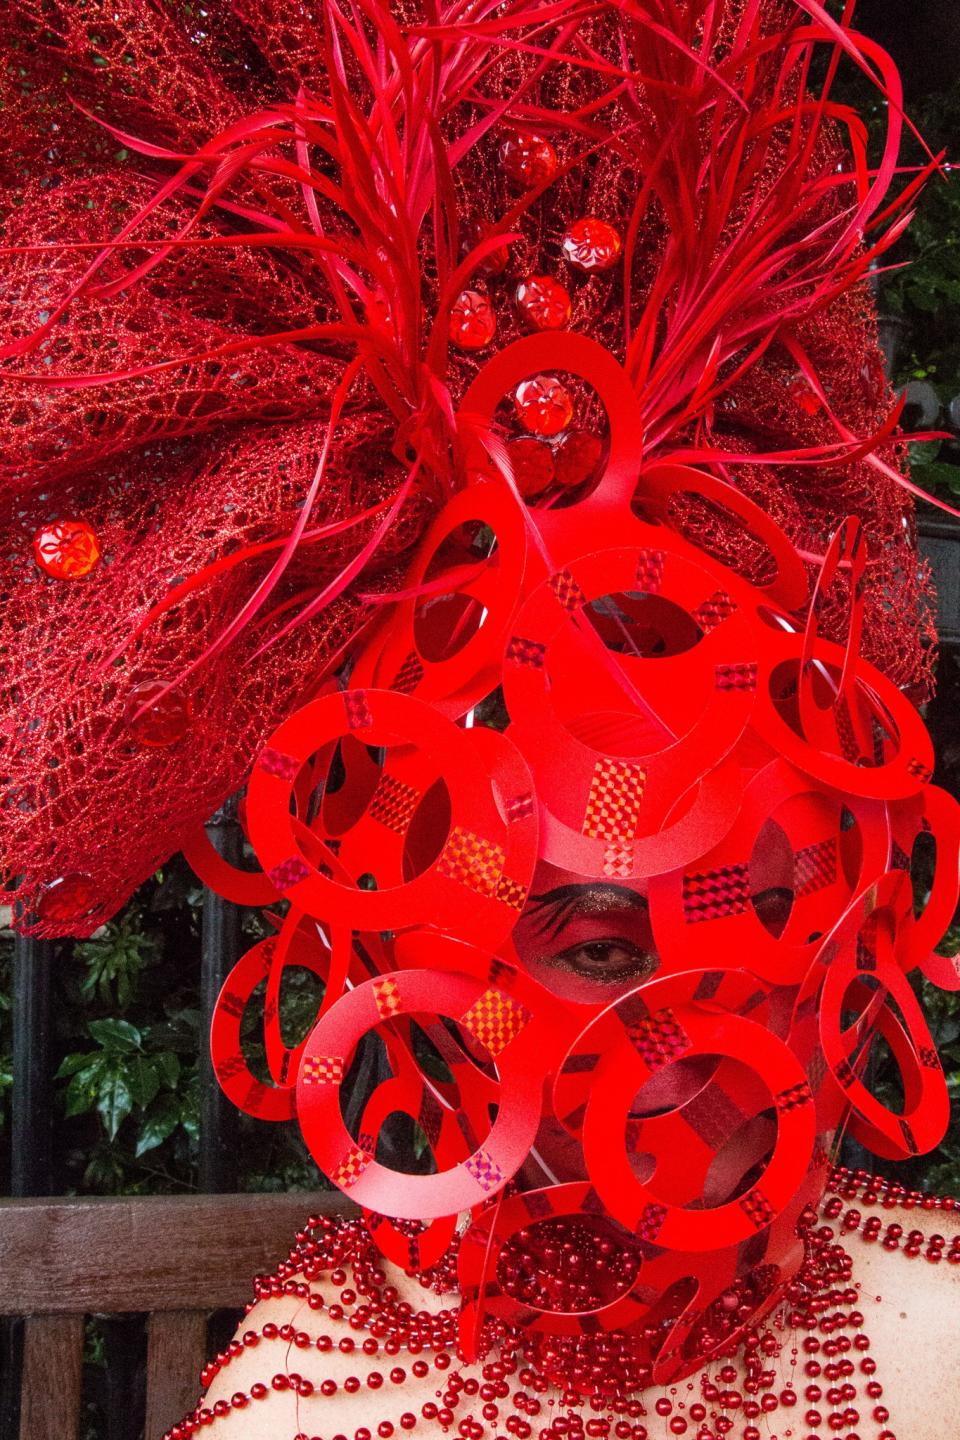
[919,1046,940,1069]
[548,567,587,611]
[714,662,758,692]
[739,1187,774,1230]
[907,756,933,784]
[368,772,420,834]
[436,826,506,899]
[794,838,837,897]
[216,1054,246,1081]
[626,1007,690,1070]
[899,1118,919,1155]
[344,691,374,730]
[871,715,890,767]
[682,864,750,922]
[635,1203,667,1243]
[464,1148,504,1193]
[391,650,425,695]
[460,987,531,1057]
[218,990,245,1019]
[834,696,861,763]
[583,758,646,842]
[775,1081,813,1112]
[682,1087,745,1152]
[505,792,535,823]
[855,933,877,972]
[258,746,299,781]
[373,977,402,1018]
[635,550,665,593]
[419,1091,443,1148]
[506,636,547,669]
[332,1143,374,1190]
[268,855,310,892]
[302,1054,345,1085]
[522,1191,554,1220]
[835,1058,856,1089]
[495,874,528,911]
[603,843,634,878]
[693,590,737,634]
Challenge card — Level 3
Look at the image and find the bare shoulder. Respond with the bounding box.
[200,1270,458,1438]
[849,1205,960,1440]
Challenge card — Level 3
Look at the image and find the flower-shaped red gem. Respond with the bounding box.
[506,438,556,498]
[513,375,574,437]
[449,290,497,351]
[124,679,193,748]
[561,218,622,272]
[32,520,102,579]
[554,429,603,488]
[499,133,557,190]
[515,275,572,332]
[36,872,99,924]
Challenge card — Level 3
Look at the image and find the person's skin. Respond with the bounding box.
[202,874,960,1437]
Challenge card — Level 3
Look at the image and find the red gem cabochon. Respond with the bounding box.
[515,275,572,332]
[499,133,558,190]
[449,289,497,351]
[561,217,622,273]
[32,520,102,580]
[513,375,574,436]
[124,679,193,748]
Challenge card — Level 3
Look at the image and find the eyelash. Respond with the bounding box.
[546,937,657,983]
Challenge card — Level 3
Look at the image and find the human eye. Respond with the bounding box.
[548,937,658,984]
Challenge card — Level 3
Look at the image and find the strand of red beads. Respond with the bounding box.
[165,1169,957,1440]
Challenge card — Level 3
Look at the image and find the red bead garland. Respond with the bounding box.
[165,1169,959,1440]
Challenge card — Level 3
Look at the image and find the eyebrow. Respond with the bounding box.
[525,882,649,937]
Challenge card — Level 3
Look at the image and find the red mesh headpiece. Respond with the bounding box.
[0,0,945,935]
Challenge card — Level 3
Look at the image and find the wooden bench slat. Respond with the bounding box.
[0,1191,353,1313]
[18,1314,84,1440]
[145,1310,208,1440]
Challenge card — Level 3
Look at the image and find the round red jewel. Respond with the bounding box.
[514,275,572,331]
[449,289,497,351]
[506,438,555,498]
[499,133,557,189]
[561,217,622,272]
[463,216,510,276]
[554,428,603,487]
[790,380,822,416]
[32,520,102,579]
[513,375,574,436]
[124,679,192,748]
[36,872,99,924]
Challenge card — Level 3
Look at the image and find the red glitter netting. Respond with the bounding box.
[0,0,943,936]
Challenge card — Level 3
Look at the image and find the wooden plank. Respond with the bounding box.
[144,1311,208,1440]
[19,1314,84,1440]
[0,1192,354,1314]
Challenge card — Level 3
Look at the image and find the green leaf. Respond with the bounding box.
[88,1018,142,1053]
[63,1061,107,1118]
[55,1051,98,1078]
[96,1067,134,1140]
[126,1056,161,1109]
[155,1051,181,1089]
[135,1093,181,1157]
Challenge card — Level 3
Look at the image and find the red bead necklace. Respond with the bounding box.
[166,1167,957,1440]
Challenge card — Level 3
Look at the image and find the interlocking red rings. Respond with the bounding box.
[246,688,538,945]
[296,966,560,1218]
[554,970,816,1250]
